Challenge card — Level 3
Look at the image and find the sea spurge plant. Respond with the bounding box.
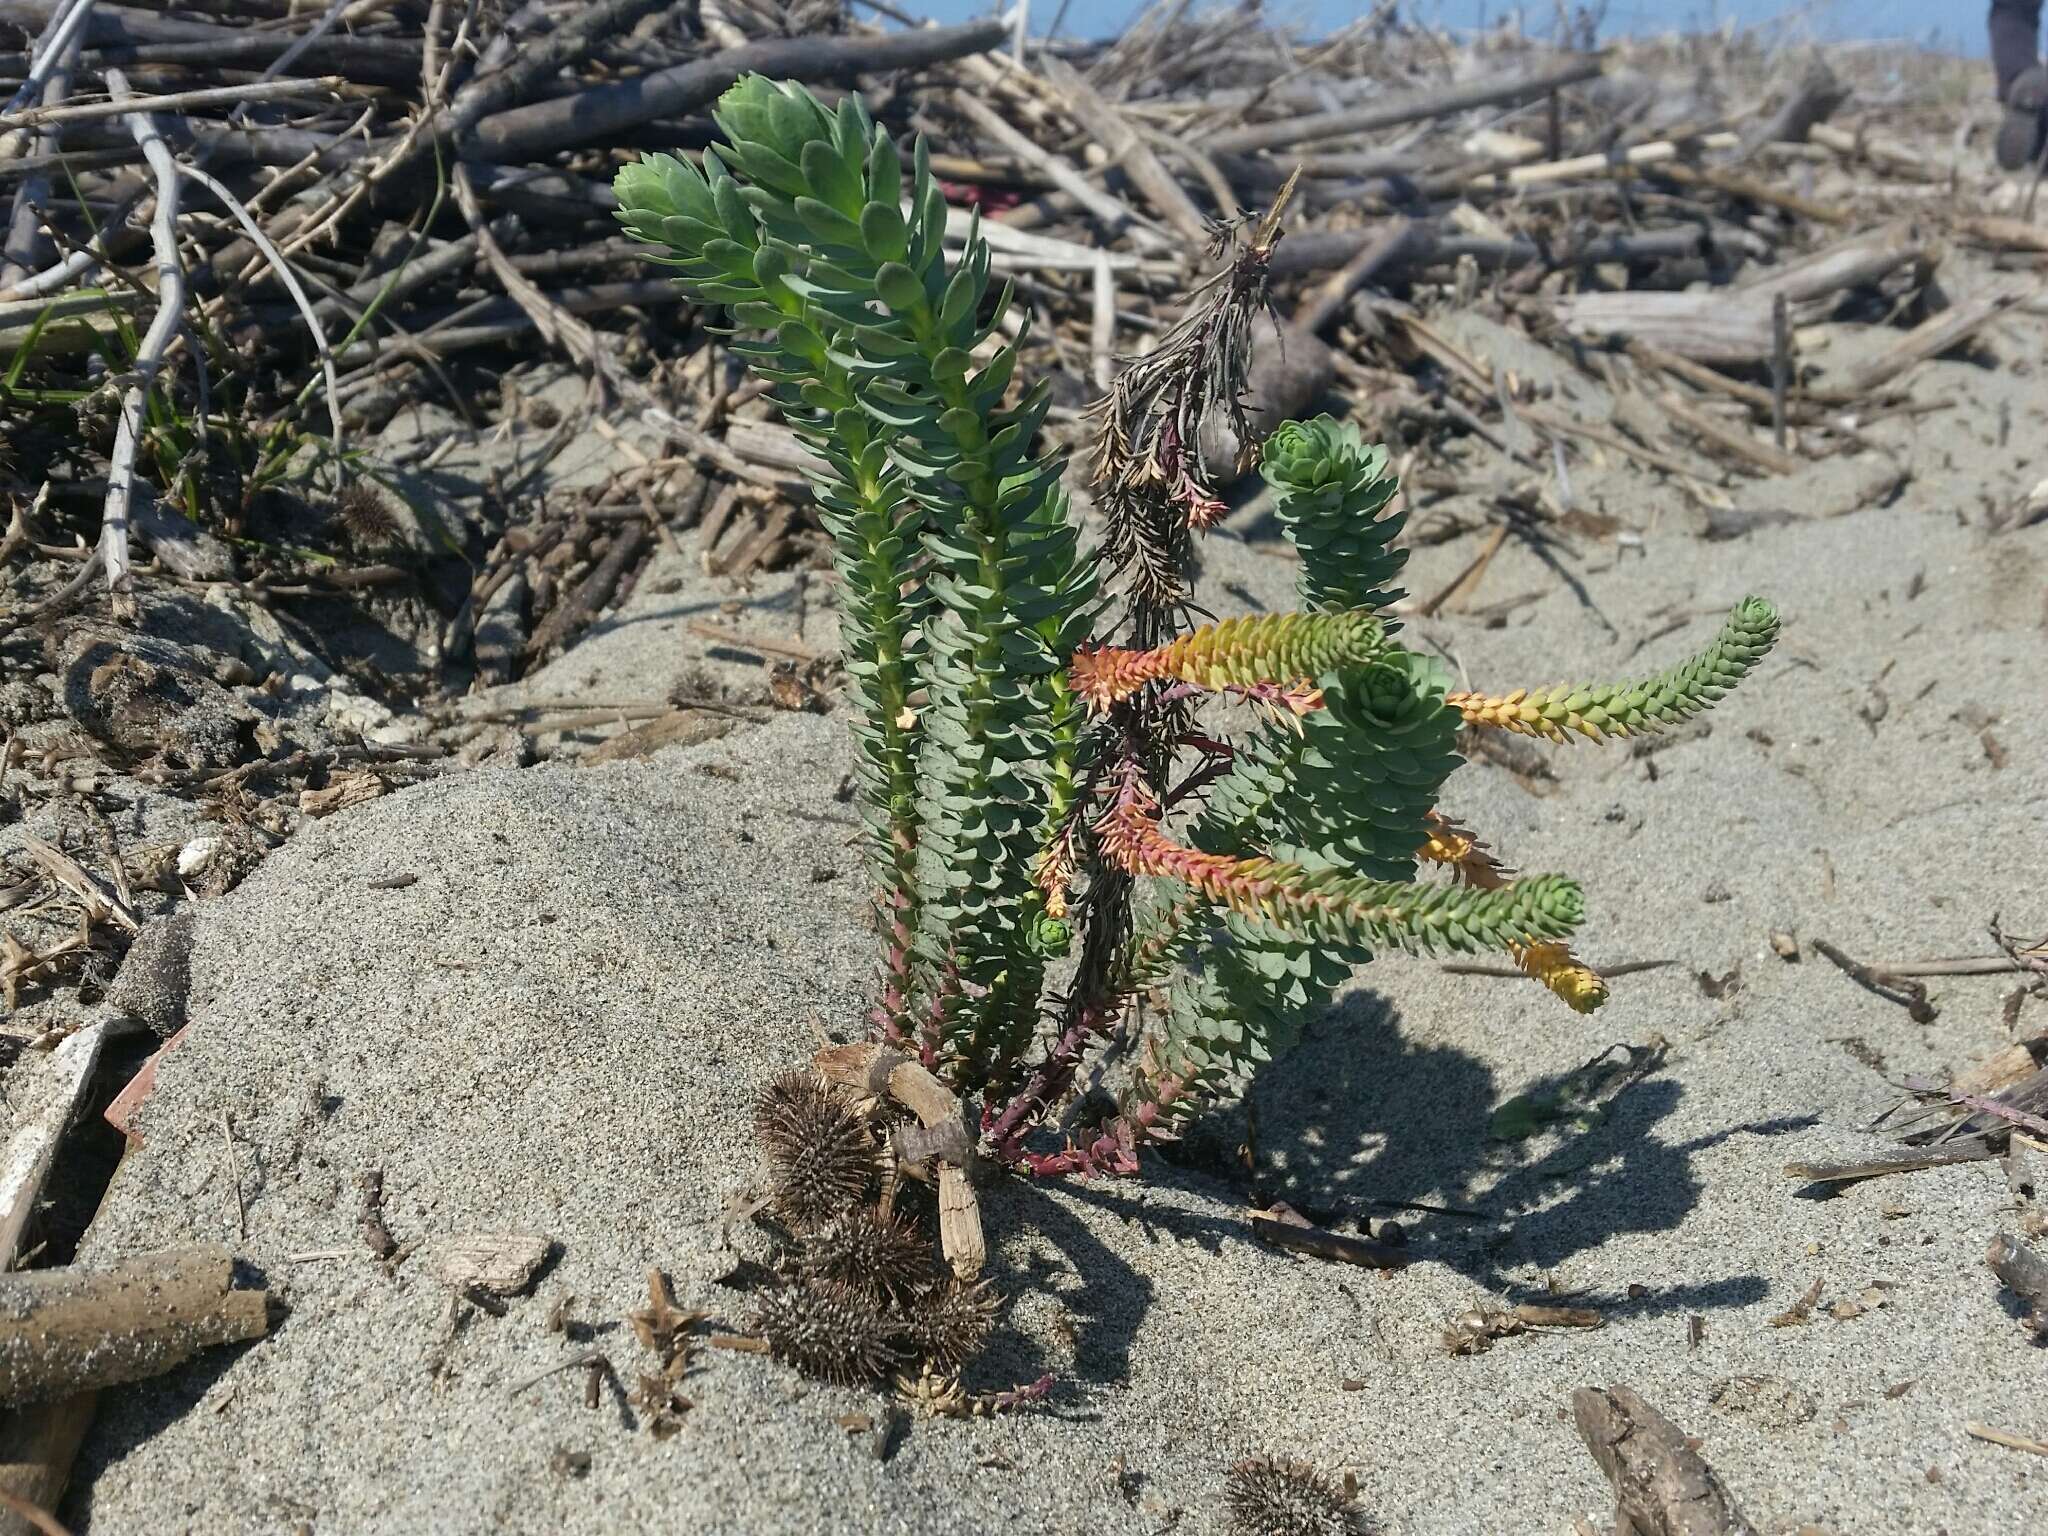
[616,78,1779,1181]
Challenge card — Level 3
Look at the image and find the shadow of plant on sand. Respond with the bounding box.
[1194,988,1816,1314]
[999,985,1821,1370]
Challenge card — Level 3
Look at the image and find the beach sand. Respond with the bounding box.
[61,341,2048,1529]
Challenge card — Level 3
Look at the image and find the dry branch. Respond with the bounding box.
[1841,282,2036,394]
[0,0,87,285]
[467,20,1009,161]
[1036,52,1211,245]
[1200,54,1605,154]
[98,66,184,592]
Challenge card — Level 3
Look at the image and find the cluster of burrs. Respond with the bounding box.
[746,1072,1011,1406]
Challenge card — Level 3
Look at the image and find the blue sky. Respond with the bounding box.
[891,2,1988,58]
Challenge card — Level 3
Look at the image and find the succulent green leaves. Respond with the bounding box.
[614,76,1096,1070]
[1260,415,1407,617]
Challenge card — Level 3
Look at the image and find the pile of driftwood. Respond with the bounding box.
[2,2,2046,664]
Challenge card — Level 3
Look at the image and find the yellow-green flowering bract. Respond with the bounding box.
[1068,610,1387,709]
[1447,596,1782,743]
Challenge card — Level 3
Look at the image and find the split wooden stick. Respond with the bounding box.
[813,1043,985,1280]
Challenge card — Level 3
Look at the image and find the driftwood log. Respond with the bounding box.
[1270,223,1718,280]
[1553,291,1774,365]
[0,1245,270,1407]
[1573,1384,1758,1536]
[1740,222,1929,306]
[1201,53,1604,154]
[467,20,1008,162]
[1842,282,2035,395]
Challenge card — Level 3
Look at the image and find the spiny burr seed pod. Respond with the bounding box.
[753,1072,872,1228]
[1223,1455,1363,1536]
[750,1276,906,1386]
[333,479,400,548]
[798,1207,936,1297]
[906,1279,1000,1370]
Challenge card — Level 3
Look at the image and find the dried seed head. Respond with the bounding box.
[751,1277,905,1386]
[334,479,400,547]
[799,1207,935,1297]
[906,1279,1000,1371]
[1223,1455,1361,1536]
[753,1072,871,1228]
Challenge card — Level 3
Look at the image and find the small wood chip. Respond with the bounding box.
[425,1233,552,1297]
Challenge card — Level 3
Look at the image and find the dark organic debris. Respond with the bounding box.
[1812,938,1938,1023]
[333,479,403,549]
[1444,1301,1604,1356]
[1248,1202,1410,1270]
[1985,1232,2048,1337]
[1573,1383,1758,1536]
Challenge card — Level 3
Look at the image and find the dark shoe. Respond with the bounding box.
[1997,65,2048,170]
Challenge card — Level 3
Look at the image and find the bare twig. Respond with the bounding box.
[1812,939,1938,1023]
[1783,1142,1996,1184]
[176,161,342,446]
[0,0,95,130]
[0,78,341,133]
[0,0,89,285]
[1964,1422,2048,1457]
[221,1113,246,1240]
[99,68,187,593]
